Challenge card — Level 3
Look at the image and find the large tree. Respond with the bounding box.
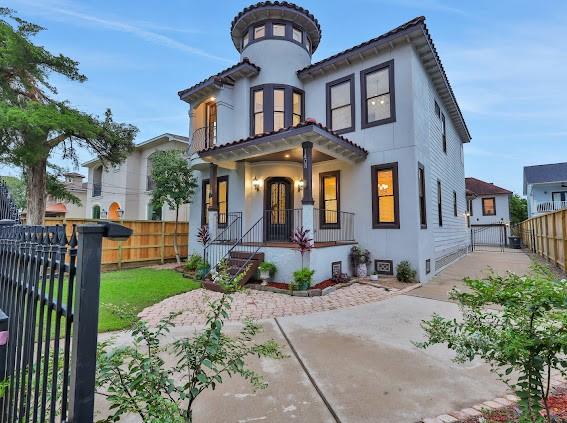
[0,8,137,224]
[150,150,197,264]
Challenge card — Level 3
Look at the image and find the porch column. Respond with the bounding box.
[301,141,315,249]
[208,163,219,237]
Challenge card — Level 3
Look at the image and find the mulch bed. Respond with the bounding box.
[266,279,339,290]
[463,387,567,422]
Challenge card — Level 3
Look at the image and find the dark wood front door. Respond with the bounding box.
[265,178,293,242]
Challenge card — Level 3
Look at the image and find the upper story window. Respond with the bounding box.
[253,89,264,135]
[306,36,311,53]
[292,27,303,43]
[293,91,302,126]
[326,74,355,134]
[434,100,440,118]
[254,25,265,39]
[361,60,396,128]
[418,162,427,228]
[250,85,304,136]
[242,32,249,48]
[371,162,399,229]
[441,113,447,153]
[453,190,458,216]
[273,23,286,37]
[467,198,474,216]
[437,180,443,227]
[482,197,496,216]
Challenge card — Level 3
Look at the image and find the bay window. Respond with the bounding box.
[250,85,304,135]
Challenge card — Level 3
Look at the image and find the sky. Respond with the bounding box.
[3,0,567,195]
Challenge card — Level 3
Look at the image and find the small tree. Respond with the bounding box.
[96,263,285,423]
[150,150,197,264]
[291,226,313,268]
[510,193,528,225]
[416,264,567,422]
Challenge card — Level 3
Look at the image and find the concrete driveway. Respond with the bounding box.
[98,250,533,422]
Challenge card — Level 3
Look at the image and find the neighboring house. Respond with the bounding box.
[465,177,511,225]
[45,172,88,218]
[524,162,567,217]
[180,3,471,283]
[83,133,190,221]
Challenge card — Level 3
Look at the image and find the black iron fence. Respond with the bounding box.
[0,180,20,222]
[0,220,131,422]
[470,224,506,252]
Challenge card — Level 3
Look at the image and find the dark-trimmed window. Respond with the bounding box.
[201,176,229,226]
[240,20,312,54]
[272,23,286,37]
[92,205,101,219]
[442,113,447,153]
[453,190,458,216]
[242,32,249,48]
[326,74,355,134]
[148,204,162,221]
[252,88,264,135]
[319,171,340,227]
[467,198,474,216]
[292,26,303,43]
[361,60,396,128]
[418,163,427,228]
[371,163,399,229]
[254,25,265,39]
[437,180,443,227]
[250,85,304,135]
[482,197,496,216]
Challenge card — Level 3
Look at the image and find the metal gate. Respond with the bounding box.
[470,224,507,252]
[0,179,131,422]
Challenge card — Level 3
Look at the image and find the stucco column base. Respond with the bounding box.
[208,210,218,239]
[301,202,315,255]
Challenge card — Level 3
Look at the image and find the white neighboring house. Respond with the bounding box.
[83,133,190,221]
[524,162,567,217]
[180,3,472,283]
[44,172,87,218]
[465,177,512,225]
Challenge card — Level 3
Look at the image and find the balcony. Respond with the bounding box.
[535,200,567,214]
[189,126,216,155]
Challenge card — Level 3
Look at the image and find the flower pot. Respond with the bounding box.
[356,263,368,278]
[259,270,271,281]
[370,274,379,281]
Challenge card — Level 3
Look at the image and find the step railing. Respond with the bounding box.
[203,212,243,270]
[313,209,355,243]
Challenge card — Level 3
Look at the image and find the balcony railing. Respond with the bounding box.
[313,209,355,243]
[92,183,102,197]
[189,126,216,155]
[536,200,567,214]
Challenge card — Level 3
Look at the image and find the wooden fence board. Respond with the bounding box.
[520,209,567,272]
[41,218,189,268]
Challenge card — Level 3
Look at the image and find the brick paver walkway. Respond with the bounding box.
[139,283,409,326]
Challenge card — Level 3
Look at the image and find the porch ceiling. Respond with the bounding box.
[198,122,368,165]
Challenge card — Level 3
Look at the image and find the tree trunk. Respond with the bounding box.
[26,157,48,225]
[174,207,181,265]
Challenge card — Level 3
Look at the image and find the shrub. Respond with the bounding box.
[292,267,315,291]
[415,264,567,423]
[185,254,204,271]
[258,261,277,277]
[396,260,416,282]
[97,263,285,423]
[195,261,210,280]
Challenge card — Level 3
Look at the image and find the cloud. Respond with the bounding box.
[9,0,232,63]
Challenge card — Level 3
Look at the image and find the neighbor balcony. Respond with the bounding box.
[535,200,567,214]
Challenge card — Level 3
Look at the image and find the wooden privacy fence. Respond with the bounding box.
[41,218,189,269]
[519,209,567,272]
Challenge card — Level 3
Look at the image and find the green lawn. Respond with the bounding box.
[97,268,199,332]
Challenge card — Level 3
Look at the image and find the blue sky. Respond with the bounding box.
[4,0,567,195]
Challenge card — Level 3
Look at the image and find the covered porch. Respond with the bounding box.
[195,122,367,247]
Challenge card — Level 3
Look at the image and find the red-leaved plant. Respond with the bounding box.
[291,226,313,268]
[197,225,211,246]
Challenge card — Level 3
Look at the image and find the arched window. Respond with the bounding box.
[92,205,101,219]
[93,165,103,197]
[146,152,158,191]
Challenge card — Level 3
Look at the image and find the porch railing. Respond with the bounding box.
[536,200,567,214]
[189,126,216,155]
[313,209,355,243]
[263,209,302,243]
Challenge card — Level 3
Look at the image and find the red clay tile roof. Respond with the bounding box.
[178,58,260,100]
[465,177,512,196]
[45,203,67,214]
[199,121,368,156]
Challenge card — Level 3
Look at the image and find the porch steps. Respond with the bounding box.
[202,251,265,293]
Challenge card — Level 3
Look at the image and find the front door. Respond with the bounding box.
[265,178,293,242]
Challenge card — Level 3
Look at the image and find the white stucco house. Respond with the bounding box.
[524,162,567,217]
[83,133,190,221]
[465,177,511,225]
[180,2,471,284]
[44,172,87,219]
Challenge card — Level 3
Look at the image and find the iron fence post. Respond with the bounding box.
[0,310,8,420]
[67,222,131,423]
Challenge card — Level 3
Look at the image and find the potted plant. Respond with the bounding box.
[350,246,371,277]
[292,267,315,291]
[258,261,277,285]
[370,271,379,281]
